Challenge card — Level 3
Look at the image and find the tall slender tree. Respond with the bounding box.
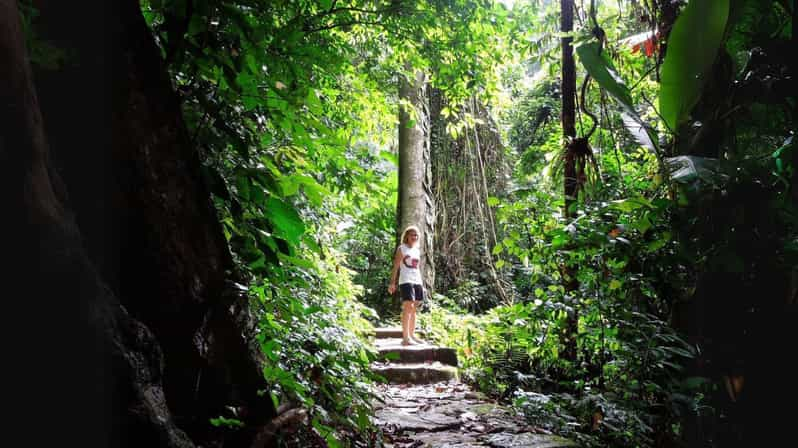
[560,0,579,362]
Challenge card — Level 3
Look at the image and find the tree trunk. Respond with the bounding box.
[560,0,579,362]
[18,1,274,446]
[398,69,435,294]
[1,1,194,446]
[561,0,577,212]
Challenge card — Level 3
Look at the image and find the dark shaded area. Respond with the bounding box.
[3,1,275,446]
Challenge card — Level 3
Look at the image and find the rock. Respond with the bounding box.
[373,362,459,384]
[371,328,575,447]
[465,391,488,400]
[410,430,483,447]
[376,338,459,367]
[480,432,577,448]
[374,407,460,432]
[374,327,427,339]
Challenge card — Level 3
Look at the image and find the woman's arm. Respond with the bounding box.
[388,246,403,294]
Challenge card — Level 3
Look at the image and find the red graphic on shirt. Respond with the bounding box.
[403,255,419,269]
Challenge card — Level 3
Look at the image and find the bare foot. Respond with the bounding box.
[401,339,412,346]
[411,336,425,345]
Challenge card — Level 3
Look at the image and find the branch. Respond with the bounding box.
[315,6,393,20]
[579,75,598,139]
[286,4,393,33]
[630,64,658,91]
[304,20,386,33]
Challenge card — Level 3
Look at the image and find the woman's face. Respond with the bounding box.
[406,231,419,245]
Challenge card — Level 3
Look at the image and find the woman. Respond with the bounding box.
[388,225,425,346]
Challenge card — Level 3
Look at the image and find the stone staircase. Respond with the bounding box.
[371,327,459,384]
[370,327,577,447]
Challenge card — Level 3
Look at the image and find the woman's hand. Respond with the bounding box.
[388,283,396,295]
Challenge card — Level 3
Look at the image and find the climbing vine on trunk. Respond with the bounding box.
[430,90,509,309]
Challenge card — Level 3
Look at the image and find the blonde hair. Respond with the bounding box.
[400,225,421,245]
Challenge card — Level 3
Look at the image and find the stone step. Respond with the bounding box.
[374,327,426,339]
[372,362,459,384]
[374,338,458,367]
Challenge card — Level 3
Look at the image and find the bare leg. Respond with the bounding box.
[408,302,417,339]
[409,302,425,344]
[401,301,413,345]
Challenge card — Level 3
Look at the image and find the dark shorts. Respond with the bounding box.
[399,283,424,301]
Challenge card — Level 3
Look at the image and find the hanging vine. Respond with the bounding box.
[430,89,510,309]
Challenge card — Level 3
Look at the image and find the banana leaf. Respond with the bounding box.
[659,0,730,133]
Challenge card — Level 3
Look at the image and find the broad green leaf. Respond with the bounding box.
[659,0,730,132]
[551,231,569,249]
[187,14,205,36]
[492,243,503,255]
[280,175,302,197]
[305,88,322,114]
[646,232,672,252]
[633,213,652,234]
[575,41,634,108]
[265,197,305,246]
[242,94,259,111]
[235,174,250,201]
[303,305,323,316]
[261,339,279,361]
[277,253,316,271]
[295,175,329,207]
[303,235,321,254]
[379,150,398,165]
[608,196,653,212]
[576,40,658,152]
[269,391,280,411]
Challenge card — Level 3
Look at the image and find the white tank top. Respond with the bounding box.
[398,244,422,285]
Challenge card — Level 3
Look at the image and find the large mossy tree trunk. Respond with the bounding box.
[7,1,274,446]
[1,1,193,446]
[398,69,435,294]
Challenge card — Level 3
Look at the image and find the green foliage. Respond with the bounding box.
[210,416,245,430]
[659,0,730,133]
[129,1,796,446]
[17,1,67,70]
[251,248,381,444]
[139,0,518,443]
[425,1,795,447]
[575,41,634,111]
[575,39,658,154]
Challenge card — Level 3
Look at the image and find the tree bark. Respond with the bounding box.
[398,69,435,294]
[18,0,274,446]
[560,0,579,362]
[561,0,578,214]
[1,1,193,446]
